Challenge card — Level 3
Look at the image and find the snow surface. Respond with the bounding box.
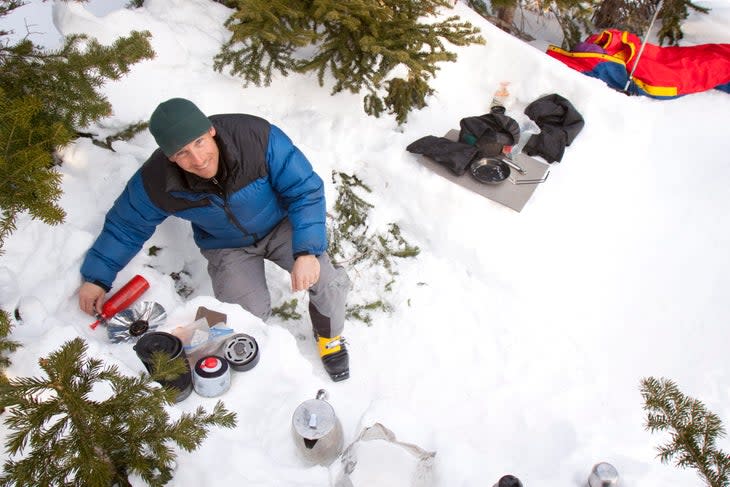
[2,1,730,486]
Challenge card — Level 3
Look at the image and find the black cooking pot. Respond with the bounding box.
[469,156,510,184]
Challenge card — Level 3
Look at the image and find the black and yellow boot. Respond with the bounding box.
[317,335,349,382]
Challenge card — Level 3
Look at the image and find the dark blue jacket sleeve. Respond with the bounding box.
[80,170,169,289]
[266,125,327,256]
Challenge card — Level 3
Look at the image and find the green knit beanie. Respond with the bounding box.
[149,98,213,156]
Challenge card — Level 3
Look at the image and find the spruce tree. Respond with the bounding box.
[0,337,237,487]
[0,1,154,252]
[215,0,484,124]
[641,377,730,487]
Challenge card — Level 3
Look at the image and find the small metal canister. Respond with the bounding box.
[291,389,344,466]
[192,355,231,398]
[222,333,260,371]
[588,462,619,487]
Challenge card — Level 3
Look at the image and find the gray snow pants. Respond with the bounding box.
[200,218,350,338]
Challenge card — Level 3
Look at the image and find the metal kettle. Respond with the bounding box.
[291,389,344,466]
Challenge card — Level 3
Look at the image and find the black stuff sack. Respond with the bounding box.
[459,113,521,156]
[406,136,479,177]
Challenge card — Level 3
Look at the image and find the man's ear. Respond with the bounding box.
[209,126,216,137]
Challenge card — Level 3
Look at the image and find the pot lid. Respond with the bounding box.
[133,331,182,361]
[292,399,337,440]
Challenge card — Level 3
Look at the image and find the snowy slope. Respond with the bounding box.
[1,1,730,486]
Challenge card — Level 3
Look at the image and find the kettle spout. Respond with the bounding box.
[303,438,319,450]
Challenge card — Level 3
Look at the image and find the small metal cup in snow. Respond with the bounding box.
[588,462,619,487]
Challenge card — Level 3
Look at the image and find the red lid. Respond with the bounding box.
[203,357,219,369]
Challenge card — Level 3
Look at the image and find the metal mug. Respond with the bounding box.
[291,389,344,466]
[588,462,619,487]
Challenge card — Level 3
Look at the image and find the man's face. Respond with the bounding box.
[168,127,219,179]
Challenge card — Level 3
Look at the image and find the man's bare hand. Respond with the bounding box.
[79,282,106,316]
[291,255,320,292]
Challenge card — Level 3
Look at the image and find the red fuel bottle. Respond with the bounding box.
[89,275,150,329]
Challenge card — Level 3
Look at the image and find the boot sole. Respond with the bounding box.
[329,370,350,382]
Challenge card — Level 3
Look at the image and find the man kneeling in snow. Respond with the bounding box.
[78,98,351,382]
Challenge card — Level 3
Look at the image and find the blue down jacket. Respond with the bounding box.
[81,114,327,290]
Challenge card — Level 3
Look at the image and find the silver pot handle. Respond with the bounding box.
[497,155,527,175]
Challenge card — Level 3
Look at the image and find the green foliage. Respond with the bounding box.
[215,0,484,124]
[0,309,20,370]
[327,171,420,324]
[590,0,710,46]
[0,338,237,487]
[78,120,150,151]
[0,1,154,252]
[148,245,162,256]
[656,0,710,46]
[272,299,303,320]
[273,172,420,324]
[641,377,730,487]
[549,0,601,48]
[0,89,67,249]
[464,0,708,48]
[346,300,392,326]
[1,31,155,128]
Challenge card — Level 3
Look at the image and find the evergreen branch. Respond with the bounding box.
[641,377,730,487]
[327,171,419,324]
[272,298,303,320]
[0,309,20,368]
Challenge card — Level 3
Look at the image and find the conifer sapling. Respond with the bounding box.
[0,338,237,487]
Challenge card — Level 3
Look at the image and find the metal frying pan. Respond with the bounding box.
[469,157,510,184]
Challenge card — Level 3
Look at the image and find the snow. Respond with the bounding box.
[2,0,730,486]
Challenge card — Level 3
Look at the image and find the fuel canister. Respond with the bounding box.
[192,355,231,398]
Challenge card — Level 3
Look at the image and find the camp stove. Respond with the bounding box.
[106,301,166,343]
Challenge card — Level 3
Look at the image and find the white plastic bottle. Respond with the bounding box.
[490,81,512,113]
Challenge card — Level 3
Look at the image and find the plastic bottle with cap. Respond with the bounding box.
[490,81,512,113]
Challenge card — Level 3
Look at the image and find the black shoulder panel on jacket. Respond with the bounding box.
[140,149,212,213]
[210,114,270,193]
